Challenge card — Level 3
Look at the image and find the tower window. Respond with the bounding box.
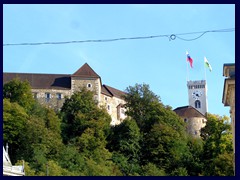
[195,100,201,108]
[87,83,92,88]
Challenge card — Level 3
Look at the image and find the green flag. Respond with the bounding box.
[204,57,212,72]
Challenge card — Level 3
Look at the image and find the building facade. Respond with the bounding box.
[187,80,208,116]
[3,63,127,126]
[174,106,207,137]
[3,146,25,176]
[174,80,208,138]
[222,63,235,173]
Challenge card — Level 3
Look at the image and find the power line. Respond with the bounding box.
[3,28,235,46]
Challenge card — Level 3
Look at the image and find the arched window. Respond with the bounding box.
[87,83,92,88]
[195,100,201,108]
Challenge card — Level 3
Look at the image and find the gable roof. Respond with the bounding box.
[3,73,71,90]
[174,106,206,118]
[72,63,100,78]
[101,85,113,97]
[103,84,126,99]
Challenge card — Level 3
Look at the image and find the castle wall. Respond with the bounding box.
[71,77,101,102]
[31,88,71,111]
[100,94,127,125]
[185,117,206,137]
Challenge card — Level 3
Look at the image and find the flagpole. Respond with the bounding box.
[204,57,207,81]
[204,57,208,114]
[186,51,189,82]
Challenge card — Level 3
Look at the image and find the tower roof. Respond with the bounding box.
[174,106,206,118]
[72,63,100,78]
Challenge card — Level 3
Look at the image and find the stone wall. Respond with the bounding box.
[185,117,206,137]
[71,77,101,102]
[100,94,127,125]
[32,88,71,111]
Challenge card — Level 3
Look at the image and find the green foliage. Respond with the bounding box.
[201,113,234,176]
[3,81,234,176]
[60,87,111,143]
[107,118,141,160]
[170,167,188,176]
[141,163,166,176]
[124,83,161,131]
[3,99,28,145]
[3,78,35,111]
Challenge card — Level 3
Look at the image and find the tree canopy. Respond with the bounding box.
[3,80,234,176]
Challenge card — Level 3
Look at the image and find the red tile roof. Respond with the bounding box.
[72,63,100,78]
[101,85,113,97]
[103,84,126,99]
[174,106,205,118]
[3,73,71,90]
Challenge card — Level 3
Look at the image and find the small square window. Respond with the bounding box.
[33,92,38,99]
[57,93,62,100]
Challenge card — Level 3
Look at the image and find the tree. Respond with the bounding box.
[3,78,35,112]
[107,118,141,175]
[200,113,234,176]
[124,83,161,132]
[123,83,190,175]
[60,87,111,144]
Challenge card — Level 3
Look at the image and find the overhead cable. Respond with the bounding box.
[3,28,235,46]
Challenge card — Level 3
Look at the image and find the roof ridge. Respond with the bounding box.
[102,85,114,96]
[72,63,100,78]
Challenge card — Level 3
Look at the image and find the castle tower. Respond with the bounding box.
[187,80,208,115]
[71,63,102,102]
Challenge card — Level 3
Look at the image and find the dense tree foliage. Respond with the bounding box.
[3,78,35,112]
[3,80,234,176]
[200,113,234,176]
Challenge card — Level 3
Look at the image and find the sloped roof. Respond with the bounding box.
[174,106,206,118]
[103,84,126,99]
[72,63,100,78]
[3,73,71,90]
[101,85,113,97]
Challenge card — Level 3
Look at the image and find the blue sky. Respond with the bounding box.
[3,4,235,117]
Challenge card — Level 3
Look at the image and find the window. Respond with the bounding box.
[87,83,92,88]
[195,100,201,108]
[105,97,108,101]
[107,105,111,111]
[33,92,38,99]
[57,93,62,100]
[45,93,51,102]
[184,118,187,123]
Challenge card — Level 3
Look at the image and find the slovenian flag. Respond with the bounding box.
[186,51,193,68]
[204,57,212,72]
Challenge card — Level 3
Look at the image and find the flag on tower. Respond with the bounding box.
[186,51,193,68]
[204,57,212,72]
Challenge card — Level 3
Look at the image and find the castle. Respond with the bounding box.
[3,63,127,126]
[3,63,208,137]
[174,80,208,137]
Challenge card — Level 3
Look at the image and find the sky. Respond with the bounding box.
[3,4,235,117]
